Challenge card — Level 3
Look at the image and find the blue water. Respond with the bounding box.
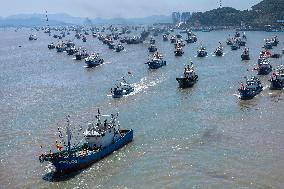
[0,27,284,189]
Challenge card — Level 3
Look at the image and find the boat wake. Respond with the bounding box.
[131,76,165,95]
[106,77,164,98]
[263,85,269,90]
[233,93,241,98]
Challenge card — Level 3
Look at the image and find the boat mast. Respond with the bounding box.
[66,115,72,154]
[45,10,50,36]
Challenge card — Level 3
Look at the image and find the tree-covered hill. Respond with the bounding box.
[187,0,284,27]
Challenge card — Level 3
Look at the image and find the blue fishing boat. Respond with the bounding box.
[39,111,133,175]
[238,77,263,100]
[235,31,240,38]
[226,37,233,45]
[48,42,55,49]
[111,77,134,98]
[108,42,115,50]
[185,35,197,43]
[175,40,185,47]
[263,39,273,49]
[236,38,246,46]
[29,34,37,40]
[115,44,124,52]
[145,52,166,69]
[271,36,279,46]
[257,59,272,75]
[174,46,184,56]
[66,47,78,56]
[75,49,89,60]
[85,53,104,67]
[170,36,176,43]
[231,42,240,50]
[163,35,169,41]
[148,44,157,53]
[150,37,155,44]
[197,46,207,57]
[241,48,250,60]
[82,36,87,42]
[56,44,66,53]
[269,65,284,90]
[214,44,223,56]
[176,63,198,88]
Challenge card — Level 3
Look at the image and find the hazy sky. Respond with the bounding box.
[1,0,262,18]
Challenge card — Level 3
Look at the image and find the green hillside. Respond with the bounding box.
[187,0,284,27]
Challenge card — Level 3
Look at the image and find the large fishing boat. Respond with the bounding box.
[39,111,133,175]
[238,76,263,100]
[176,63,198,88]
[145,52,166,69]
[85,53,104,67]
[269,65,284,90]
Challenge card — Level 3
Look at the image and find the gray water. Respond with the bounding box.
[0,28,284,189]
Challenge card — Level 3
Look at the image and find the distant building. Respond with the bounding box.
[181,12,191,24]
[172,12,191,25]
[172,12,181,25]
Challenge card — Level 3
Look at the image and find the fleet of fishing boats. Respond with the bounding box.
[27,25,284,176]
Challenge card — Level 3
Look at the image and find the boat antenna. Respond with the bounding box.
[96,108,101,124]
[66,115,72,154]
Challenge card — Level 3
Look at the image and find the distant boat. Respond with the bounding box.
[269,65,284,90]
[231,42,240,50]
[111,78,134,98]
[185,35,197,43]
[163,34,169,41]
[241,48,250,60]
[148,44,157,53]
[214,45,223,56]
[48,42,55,49]
[75,50,89,60]
[115,44,125,52]
[174,46,184,56]
[197,46,207,57]
[28,34,37,40]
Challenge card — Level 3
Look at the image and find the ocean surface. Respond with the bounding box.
[0,28,284,189]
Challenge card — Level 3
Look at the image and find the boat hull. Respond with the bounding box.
[112,88,134,98]
[269,80,284,90]
[258,67,272,75]
[241,54,250,60]
[238,87,263,100]
[176,76,198,88]
[147,61,166,69]
[50,130,133,174]
[85,59,104,67]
